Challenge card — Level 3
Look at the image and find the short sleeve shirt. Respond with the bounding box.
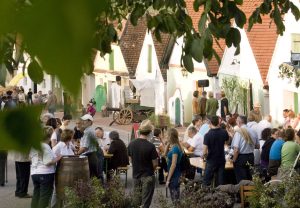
[167,145,182,178]
[81,126,99,154]
[269,139,285,160]
[52,141,74,156]
[128,138,158,179]
[189,133,204,156]
[281,141,300,168]
[204,128,229,163]
[232,125,259,154]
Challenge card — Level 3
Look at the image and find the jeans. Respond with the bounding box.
[48,105,56,115]
[169,175,180,204]
[234,153,254,183]
[86,152,100,179]
[158,157,168,183]
[0,151,7,186]
[96,150,104,183]
[31,173,55,208]
[133,175,155,208]
[15,162,31,197]
[203,161,225,186]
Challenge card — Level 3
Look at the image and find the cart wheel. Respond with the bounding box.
[113,111,121,125]
[119,108,133,125]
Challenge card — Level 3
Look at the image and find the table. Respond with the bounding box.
[189,157,234,170]
[190,157,235,186]
[184,148,194,156]
[104,153,113,179]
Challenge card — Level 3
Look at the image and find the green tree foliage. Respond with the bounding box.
[221,76,248,115]
[0,0,299,151]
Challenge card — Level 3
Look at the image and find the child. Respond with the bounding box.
[86,103,96,117]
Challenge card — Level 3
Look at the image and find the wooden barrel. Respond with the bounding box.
[55,155,89,199]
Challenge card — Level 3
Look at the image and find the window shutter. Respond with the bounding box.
[148,45,152,73]
[291,34,300,53]
[109,50,114,71]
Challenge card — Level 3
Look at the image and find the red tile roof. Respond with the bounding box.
[240,0,278,84]
[120,17,173,81]
[185,0,278,82]
[185,0,225,76]
[120,18,147,79]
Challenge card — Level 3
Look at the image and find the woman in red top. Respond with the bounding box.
[86,103,96,117]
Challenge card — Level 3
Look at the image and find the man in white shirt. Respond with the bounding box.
[95,127,110,151]
[183,126,204,157]
[183,116,202,142]
[256,115,272,140]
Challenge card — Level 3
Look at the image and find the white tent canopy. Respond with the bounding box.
[130,79,164,115]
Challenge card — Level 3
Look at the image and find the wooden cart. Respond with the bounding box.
[107,98,154,126]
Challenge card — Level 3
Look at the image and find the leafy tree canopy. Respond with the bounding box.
[0,0,299,151]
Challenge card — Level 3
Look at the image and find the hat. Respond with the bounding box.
[81,114,93,121]
[139,119,154,133]
[254,102,261,108]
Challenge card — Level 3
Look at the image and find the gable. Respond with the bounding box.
[185,0,226,76]
[120,18,147,79]
[240,0,278,84]
[120,17,173,81]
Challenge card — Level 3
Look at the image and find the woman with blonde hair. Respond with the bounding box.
[164,128,183,204]
[289,110,299,129]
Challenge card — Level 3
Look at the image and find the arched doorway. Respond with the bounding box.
[175,98,181,126]
[94,85,107,112]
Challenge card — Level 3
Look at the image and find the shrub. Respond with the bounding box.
[158,181,235,208]
[248,172,300,208]
[64,177,137,208]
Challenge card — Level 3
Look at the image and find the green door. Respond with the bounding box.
[175,98,181,125]
[294,92,298,114]
[94,85,107,112]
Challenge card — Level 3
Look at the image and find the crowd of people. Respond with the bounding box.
[1,112,130,208]
[1,87,300,208]
[0,86,50,110]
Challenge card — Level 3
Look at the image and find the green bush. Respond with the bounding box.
[249,172,300,208]
[64,177,137,208]
[158,181,235,208]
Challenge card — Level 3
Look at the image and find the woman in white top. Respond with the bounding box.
[52,129,75,156]
[46,118,60,148]
[30,126,61,208]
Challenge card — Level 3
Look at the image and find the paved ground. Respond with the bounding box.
[0,111,182,208]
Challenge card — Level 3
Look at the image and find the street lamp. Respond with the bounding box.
[181,68,188,77]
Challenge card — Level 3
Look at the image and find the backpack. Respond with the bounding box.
[180,150,196,180]
[180,151,191,172]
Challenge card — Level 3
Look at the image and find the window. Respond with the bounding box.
[294,92,298,114]
[23,77,27,85]
[42,79,46,88]
[291,33,300,52]
[147,45,152,73]
[109,50,114,71]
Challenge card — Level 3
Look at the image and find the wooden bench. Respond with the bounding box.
[116,166,129,188]
[240,185,255,208]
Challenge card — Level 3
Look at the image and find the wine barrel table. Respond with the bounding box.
[55,155,90,199]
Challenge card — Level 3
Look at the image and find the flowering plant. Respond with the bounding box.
[278,63,300,87]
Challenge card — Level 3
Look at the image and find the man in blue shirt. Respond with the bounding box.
[268,129,285,177]
[232,116,260,183]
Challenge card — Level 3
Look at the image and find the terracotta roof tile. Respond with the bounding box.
[186,0,278,81]
[120,17,173,81]
[120,18,147,79]
[185,0,225,76]
[240,0,278,84]
[153,34,174,81]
